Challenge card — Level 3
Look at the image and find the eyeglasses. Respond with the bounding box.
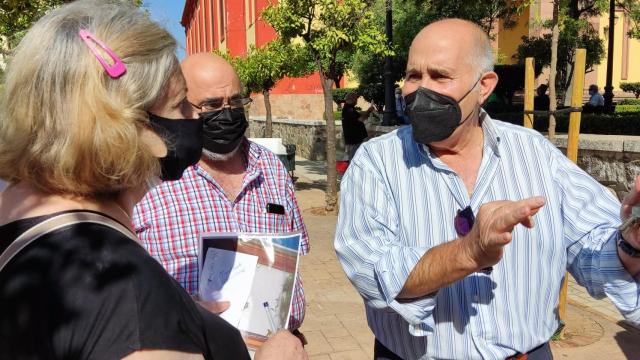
[454,206,493,275]
[191,96,253,113]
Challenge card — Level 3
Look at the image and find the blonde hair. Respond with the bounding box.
[0,0,178,196]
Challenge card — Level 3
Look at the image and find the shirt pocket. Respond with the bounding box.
[260,198,289,233]
[263,210,289,232]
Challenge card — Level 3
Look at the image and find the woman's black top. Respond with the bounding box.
[0,211,250,360]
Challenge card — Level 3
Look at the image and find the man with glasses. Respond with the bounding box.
[335,19,640,359]
[133,53,310,342]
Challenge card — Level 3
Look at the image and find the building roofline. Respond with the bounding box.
[181,0,197,30]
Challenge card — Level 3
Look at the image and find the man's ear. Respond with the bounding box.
[478,71,499,104]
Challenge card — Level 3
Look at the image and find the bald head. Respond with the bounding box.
[402,18,499,147]
[181,52,242,110]
[410,19,494,78]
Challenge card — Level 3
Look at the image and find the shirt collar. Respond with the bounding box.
[479,109,502,157]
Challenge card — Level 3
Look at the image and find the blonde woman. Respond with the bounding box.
[0,1,305,359]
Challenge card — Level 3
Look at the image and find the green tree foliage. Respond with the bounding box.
[420,0,525,37]
[516,1,613,104]
[350,0,425,110]
[0,0,143,79]
[0,0,143,50]
[517,1,640,105]
[231,40,314,137]
[352,0,528,112]
[263,0,388,210]
[622,1,640,38]
[517,18,604,98]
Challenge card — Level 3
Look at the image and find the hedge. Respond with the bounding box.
[490,111,640,135]
[619,99,640,105]
[615,105,640,113]
[322,111,343,121]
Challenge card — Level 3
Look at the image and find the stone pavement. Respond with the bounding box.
[567,275,626,324]
[293,157,640,359]
[294,182,373,360]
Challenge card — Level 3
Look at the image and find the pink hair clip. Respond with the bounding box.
[79,29,126,79]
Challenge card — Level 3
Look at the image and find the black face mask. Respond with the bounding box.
[201,107,248,154]
[148,113,203,181]
[405,78,480,145]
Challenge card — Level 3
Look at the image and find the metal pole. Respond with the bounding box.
[382,0,396,126]
[603,0,615,113]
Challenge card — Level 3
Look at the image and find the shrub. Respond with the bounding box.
[615,104,640,113]
[323,111,343,121]
[618,98,640,105]
[489,110,640,135]
[620,82,640,99]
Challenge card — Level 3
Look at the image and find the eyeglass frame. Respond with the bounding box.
[190,95,253,113]
[454,205,493,275]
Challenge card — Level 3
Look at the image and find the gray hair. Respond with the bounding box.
[468,22,495,77]
[473,36,495,76]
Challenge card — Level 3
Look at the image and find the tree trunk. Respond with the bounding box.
[568,0,579,19]
[319,67,338,212]
[263,90,273,138]
[548,1,560,140]
[563,62,575,107]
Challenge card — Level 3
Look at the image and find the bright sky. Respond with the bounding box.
[143,0,188,60]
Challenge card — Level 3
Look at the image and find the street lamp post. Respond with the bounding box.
[382,0,396,126]
[603,0,615,113]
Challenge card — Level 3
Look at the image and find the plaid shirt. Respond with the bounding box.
[133,140,309,329]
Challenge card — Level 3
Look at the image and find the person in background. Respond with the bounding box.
[534,84,550,111]
[341,92,372,160]
[395,87,409,124]
[0,1,306,359]
[585,84,605,113]
[133,52,310,343]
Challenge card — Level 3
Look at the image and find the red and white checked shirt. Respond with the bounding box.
[133,140,310,329]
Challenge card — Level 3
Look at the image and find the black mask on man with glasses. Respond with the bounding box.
[200,107,248,155]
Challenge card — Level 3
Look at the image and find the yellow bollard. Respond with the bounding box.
[524,58,535,128]
[558,48,586,337]
[566,49,586,163]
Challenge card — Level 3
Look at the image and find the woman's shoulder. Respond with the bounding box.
[0,219,217,359]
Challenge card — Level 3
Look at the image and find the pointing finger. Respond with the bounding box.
[494,196,546,233]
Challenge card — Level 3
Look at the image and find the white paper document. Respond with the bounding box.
[199,248,259,327]
[198,232,302,354]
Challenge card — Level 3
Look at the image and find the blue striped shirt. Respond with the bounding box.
[335,111,640,359]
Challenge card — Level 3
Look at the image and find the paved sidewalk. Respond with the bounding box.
[295,185,373,359]
[567,275,628,324]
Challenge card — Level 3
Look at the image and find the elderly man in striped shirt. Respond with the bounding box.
[335,19,640,360]
[133,53,309,343]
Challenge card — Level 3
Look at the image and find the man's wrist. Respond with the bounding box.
[456,237,480,273]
